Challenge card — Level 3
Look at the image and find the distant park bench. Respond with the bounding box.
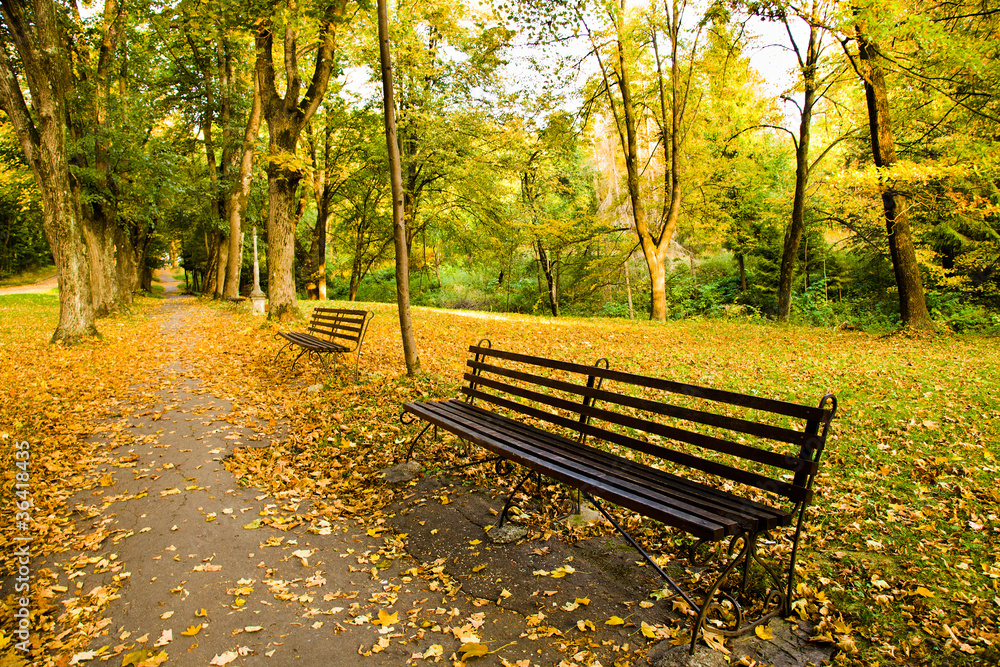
[402,341,836,652]
[274,307,374,381]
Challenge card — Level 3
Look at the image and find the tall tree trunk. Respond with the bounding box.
[40,169,98,342]
[777,18,819,321]
[215,236,229,297]
[223,79,262,299]
[304,113,334,300]
[593,1,692,322]
[0,0,126,342]
[536,239,559,316]
[81,214,120,316]
[856,28,932,330]
[256,3,344,322]
[115,226,138,297]
[378,0,420,375]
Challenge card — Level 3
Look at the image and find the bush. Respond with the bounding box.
[927,291,1000,333]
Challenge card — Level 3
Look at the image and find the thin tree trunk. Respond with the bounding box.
[378,0,420,375]
[536,238,559,316]
[778,18,819,321]
[625,257,634,319]
[223,78,262,300]
[215,237,229,297]
[856,27,932,330]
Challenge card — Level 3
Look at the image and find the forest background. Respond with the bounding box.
[1,0,998,338]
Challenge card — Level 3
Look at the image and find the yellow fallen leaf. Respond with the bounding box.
[577,619,596,632]
[458,642,490,658]
[372,609,399,626]
[137,651,168,667]
[422,645,444,658]
[195,608,209,618]
[180,624,202,637]
[575,597,590,606]
[469,539,481,545]
[641,621,657,639]
[472,564,487,572]
[605,616,625,626]
[755,624,773,640]
[913,586,935,598]
[703,630,729,654]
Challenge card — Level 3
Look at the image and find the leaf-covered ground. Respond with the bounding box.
[1,277,998,666]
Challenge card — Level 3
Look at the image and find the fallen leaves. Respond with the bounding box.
[209,651,238,666]
[5,290,1000,667]
[180,624,202,636]
[372,608,399,627]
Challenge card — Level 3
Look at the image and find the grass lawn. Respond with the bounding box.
[1,294,997,665]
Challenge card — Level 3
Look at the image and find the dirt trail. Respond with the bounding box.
[0,274,58,295]
[37,275,419,665]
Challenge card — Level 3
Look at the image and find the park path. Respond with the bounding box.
[0,273,58,295]
[41,271,451,666]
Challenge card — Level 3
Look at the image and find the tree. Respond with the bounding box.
[0,0,128,341]
[583,0,707,321]
[847,19,932,330]
[255,0,349,322]
[768,0,850,320]
[378,0,420,375]
[222,78,262,300]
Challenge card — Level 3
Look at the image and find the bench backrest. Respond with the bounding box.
[307,308,373,350]
[461,343,837,507]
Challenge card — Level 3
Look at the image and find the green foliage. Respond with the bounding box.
[0,117,50,278]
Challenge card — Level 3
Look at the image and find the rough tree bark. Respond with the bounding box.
[378,0,420,375]
[255,1,345,321]
[0,0,112,342]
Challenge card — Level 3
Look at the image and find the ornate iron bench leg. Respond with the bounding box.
[400,412,432,462]
[273,340,294,364]
[313,350,334,380]
[497,469,534,528]
[582,492,701,615]
[288,347,310,372]
[685,530,785,651]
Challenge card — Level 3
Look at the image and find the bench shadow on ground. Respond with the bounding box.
[388,473,836,667]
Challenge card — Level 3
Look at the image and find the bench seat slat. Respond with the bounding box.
[406,401,729,539]
[436,401,788,533]
[463,381,812,504]
[456,402,788,528]
[277,331,350,352]
[406,400,791,540]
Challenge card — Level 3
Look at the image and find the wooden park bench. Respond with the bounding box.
[274,307,374,381]
[401,341,837,652]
